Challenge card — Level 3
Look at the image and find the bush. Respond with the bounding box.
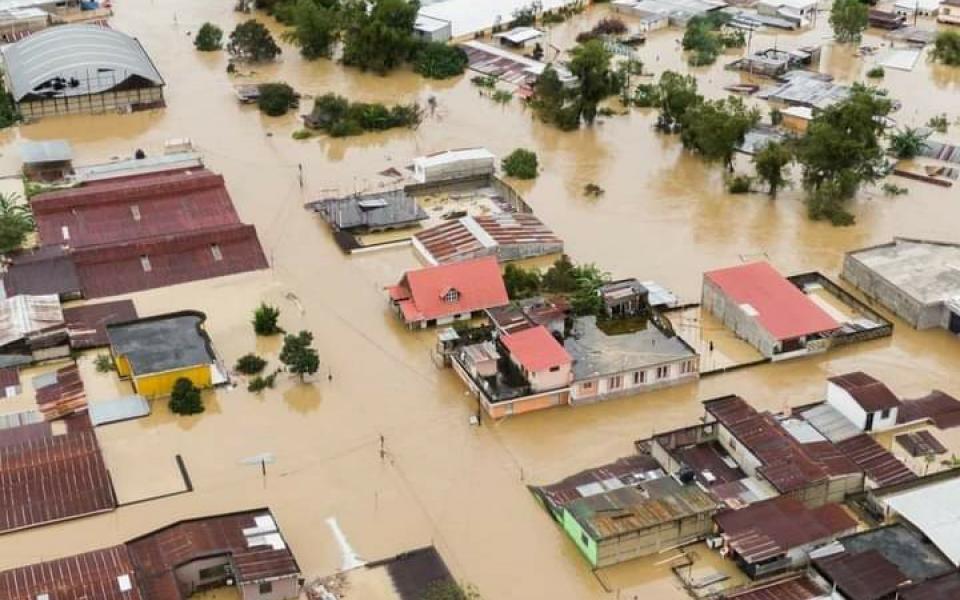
[927,113,949,134]
[248,372,277,393]
[932,30,960,66]
[0,92,19,130]
[257,82,298,116]
[292,129,312,140]
[471,75,497,88]
[502,149,539,179]
[881,182,908,196]
[414,42,468,79]
[584,183,605,197]
[492,90,513,104]
[866,66,884,79]
[94,354,115,373]
[280,330,320,380]
[727,174,752,194]
[195,22,224,51]
[253,303,282,336]
[169,378,204,415]
[593,17,627,35]
[235,353,267,375]
[305,93,421,137]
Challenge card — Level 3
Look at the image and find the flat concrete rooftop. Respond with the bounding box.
[564,316,696,380]
[849,239,960,306]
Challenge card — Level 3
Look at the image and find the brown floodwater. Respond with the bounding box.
[1,2,959,599]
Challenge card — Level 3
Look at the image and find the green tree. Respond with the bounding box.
[282,0,340,59]
[888,127,930,159]
[341,0,420,74]
[257,82,298,116]
[0,192,34,254]
[280,330,320,381]
[503,264,542,299]
[567,40,621,126]
[195,22,224,51]
[530,66,579,130]
[796,86,891,225]
[680,96,760,169]
[653,71,703,132]
[414,42,468,79]
[502,148,539,179]
[228,19,282,61]
[235,354,267,375]
[753,141,794,196]
[830,0,868,43]
[681,13,741,66]
[932,30,960,66]
[169,378,204,415]
[253,303,282,335]
[0,92,18,129]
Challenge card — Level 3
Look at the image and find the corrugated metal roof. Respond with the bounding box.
[18,139,72,164]
[2,245,81,298]
[312,189,427,231]
[88,395,150,427]
[0,294,63,347]
[814,550,909,600]
[828,372,900,411]
[724,575,826,600]
[834,434,916,487]
[390,256,508,323]
[1,24,163,102]
[63,300,138,349]
[0,545,143,600]
[884,476,960,566]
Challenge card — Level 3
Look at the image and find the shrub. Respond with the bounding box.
[94,354,115,373]
[414,42,468,79]
[195,23,224,51]
[471,75,497,88]
[248,372,277,393]
[502,149,539,179]
[727,174,752,194]
[280,330,320,380]
[866,66,884,79]
[235,353,267,375]
[881,182,908,196]
[292,129,312,140]
[257,82,298,117]
[253,303,282,336]
[169,378,204,415]
[927,113,949,134]
[584,183,605,197]
[305,93,421,137]
[0,92,19,129]
[932,30,960,66]
[492,90,513,104]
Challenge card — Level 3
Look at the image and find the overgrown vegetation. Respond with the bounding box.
[502,149,539,179]
[679,96,760,169]
[169,378,204,415]
[0,192,34,255]
[94,354,116,373]
[257,82,298,116]
[413,42,469,79]
[681,13,744,66]
[576,17,627,43]
[531,40,622,130]
[341,0,419,74]
[248,372,278,392]
[0,92,20,130]
[253,303,282,336]
[866,66,884,79]
[726,174,752,194]
[280,0,340,59]
[235,353,268,375]
[932,30,960,66]
[228,19,282,61]
[195,22,224,51]
[830,0,869,43]
[305,93,422,137]
[421,581,483,600]
[927,113,949,134]
[881,182,908,196]
[888,127,930,159]
[280,330,320,381]
[502,255,610,317]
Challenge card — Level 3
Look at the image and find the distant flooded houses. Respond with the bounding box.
[1,24,164,120]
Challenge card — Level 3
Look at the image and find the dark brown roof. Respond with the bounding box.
[127,510,299,598]
[2,245,81,298]
[64,300,139,349]
[0,545,142,600]
[35,363,87,419]
[814,550,909,600]
[897,430,948,458]
[715,497,856,564]
[369,547,456,600]
[835,434,917,487]
[898,391,960,429]
[73,223,268,299]
[0,414,115,533]
[900,571,960,600]
[724,575,826,600]
[829,372,900,411]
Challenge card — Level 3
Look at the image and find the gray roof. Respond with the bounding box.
[836,524,954,581]
[847,238,960,307]
[2,24,164,102]
[564,316,697,380]
[19,139,72,164]
[312,189,427,231]
[106,312,215,376]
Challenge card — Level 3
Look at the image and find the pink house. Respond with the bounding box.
[501,325,573,394]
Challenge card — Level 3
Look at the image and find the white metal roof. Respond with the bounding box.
[420,0,578,37]
[495,26,544,45]
[1,24,163,102]
[413,147,496,169]
[884,476,960,566]
[19,139,72,164]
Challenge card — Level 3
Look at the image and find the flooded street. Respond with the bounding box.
[1,1,959,598]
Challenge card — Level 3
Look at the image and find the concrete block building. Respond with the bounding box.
[843,238,960,333]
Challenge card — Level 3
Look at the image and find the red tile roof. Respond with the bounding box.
[390,257,508,324]
[127,510,299,597]
[715,496,856,564]
[705,262,840,341]
[73,224,268,299]
[32,169,240,248]
[501,325,571,372]
[0,546,142,600]
[828,372,900,411]
[0,414,115,533]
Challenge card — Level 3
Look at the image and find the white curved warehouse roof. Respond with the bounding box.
[1,24,163,101]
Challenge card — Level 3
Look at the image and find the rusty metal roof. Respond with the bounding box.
[34,363,87,419]
[724,575,826,600]
[828,372,900,412]
[127,510,300,596]
[0,545,142,600]
[898,390,960,429]
[2,245,81,298]
[414,213,562,265]
[534,454,663,509]
[814,550,909,600]
[0,294,64,348]
[834,434,917,487]
[901,571,960,600]
[0,413,115,534]
[63,300,138,349]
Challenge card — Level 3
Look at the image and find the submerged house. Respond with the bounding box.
[388,256,509,329]
[1,24,164,120]
[312,189,427,234]
[412,148,496,185]
[413,213,563,265]
[107,311,220,398]
[940,0,960,24]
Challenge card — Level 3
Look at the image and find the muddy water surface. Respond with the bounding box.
[1,2,959,599]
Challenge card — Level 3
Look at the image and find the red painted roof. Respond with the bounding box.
[32,169,239,248]
[0,546,142,600]
[73,224,268,299]
[705,262,840,340]
[501,325,571,372]
[392,257,508,323]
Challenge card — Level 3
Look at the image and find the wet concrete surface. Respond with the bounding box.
[0,1,959,598]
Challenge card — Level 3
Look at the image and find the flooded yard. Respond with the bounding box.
[0,1,959,599]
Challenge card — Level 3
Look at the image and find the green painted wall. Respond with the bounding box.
[561,509,598,567]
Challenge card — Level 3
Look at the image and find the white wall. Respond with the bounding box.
[568,357,698,403]
[825,382,898,432]
[240,576,300,600]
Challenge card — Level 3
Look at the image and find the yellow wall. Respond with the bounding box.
[115,354,132,378]
[132,365,212,398]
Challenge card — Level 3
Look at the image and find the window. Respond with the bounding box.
[634,371,646,385]
[581,533,590,547]
[140,255,152,272]
[656,365,670,379]
[259,581,273,595]
[881,408,891,419]
[442,288,461,303]
[580,381,594,391]
[130,204,141,221]
[609,375,623,390]
[211,243,223,261]
[549,365,561,372]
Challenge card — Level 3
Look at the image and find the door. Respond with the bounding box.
[950,310,960,334]
[865,411,875,432]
